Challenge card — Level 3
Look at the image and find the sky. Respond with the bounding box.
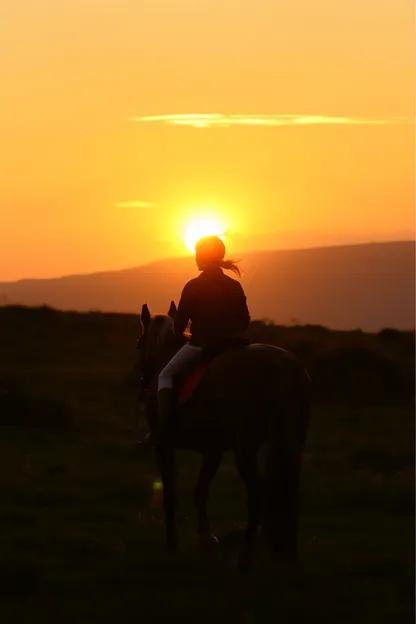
[1,0,414,280]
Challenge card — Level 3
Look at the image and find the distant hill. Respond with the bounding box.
[1,241,414,331]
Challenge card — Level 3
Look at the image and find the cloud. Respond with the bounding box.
[129,113,409,129]
[116,201,155,209]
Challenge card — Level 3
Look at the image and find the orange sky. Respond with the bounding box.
[1,0,414,280]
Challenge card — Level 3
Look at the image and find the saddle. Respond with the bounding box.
[176,336,250,405]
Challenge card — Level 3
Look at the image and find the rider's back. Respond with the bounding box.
[175,268,251,348]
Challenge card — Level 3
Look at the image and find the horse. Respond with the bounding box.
[136,302,312,567]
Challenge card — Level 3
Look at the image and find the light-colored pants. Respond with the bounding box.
[158,343,203,391]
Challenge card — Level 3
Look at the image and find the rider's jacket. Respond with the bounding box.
[174,268,251,348]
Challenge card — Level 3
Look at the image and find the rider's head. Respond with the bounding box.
[195,236,225,270]
[195,236,241,277]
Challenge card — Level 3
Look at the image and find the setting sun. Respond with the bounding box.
[184,218,226,254]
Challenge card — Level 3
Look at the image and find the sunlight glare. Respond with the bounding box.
[184,218,226,254]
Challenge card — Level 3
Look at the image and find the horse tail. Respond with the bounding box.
[261,387,310,561]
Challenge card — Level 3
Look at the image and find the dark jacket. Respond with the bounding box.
[174,268,251,347]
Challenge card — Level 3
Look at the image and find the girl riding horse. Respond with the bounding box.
[143,235,251,446]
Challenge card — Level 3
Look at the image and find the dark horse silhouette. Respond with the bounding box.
[137,302,311,567]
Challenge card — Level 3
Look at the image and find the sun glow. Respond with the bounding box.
[184,218,226,254]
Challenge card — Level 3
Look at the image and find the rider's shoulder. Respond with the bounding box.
[222,272,244,288]
[182,276,200,292]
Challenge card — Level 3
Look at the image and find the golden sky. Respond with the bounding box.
[1,0,414,280]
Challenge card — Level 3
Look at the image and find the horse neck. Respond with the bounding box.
[148,337,182,386]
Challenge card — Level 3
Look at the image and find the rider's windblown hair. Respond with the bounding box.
[195,236,241,277]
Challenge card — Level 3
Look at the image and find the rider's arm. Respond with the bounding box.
[174,282,192,336]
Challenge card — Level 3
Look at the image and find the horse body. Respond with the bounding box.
[138,308,311,566]
[184,344,307,428]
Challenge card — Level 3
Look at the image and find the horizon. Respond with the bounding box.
[1,1,414,281]
[1,235,415,284]
[1,239,414,332]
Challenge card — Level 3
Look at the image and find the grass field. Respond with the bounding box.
[0,307,414,622]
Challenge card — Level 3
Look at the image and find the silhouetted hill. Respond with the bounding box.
[1,241,414,331]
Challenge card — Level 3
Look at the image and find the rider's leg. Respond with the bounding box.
[156,344,202,443]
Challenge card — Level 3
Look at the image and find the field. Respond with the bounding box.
[0,306,414,623]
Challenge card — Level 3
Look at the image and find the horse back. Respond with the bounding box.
[179,343,310,440]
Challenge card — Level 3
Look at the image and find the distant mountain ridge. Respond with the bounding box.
[1,241,414,331]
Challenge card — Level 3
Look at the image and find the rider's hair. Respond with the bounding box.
[195,235,241,277]
[219,258,241,277]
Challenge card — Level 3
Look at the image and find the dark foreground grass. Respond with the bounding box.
[0,309,414,622]
[1,396,413,623]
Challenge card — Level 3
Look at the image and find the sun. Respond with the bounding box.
[184,218,226,254]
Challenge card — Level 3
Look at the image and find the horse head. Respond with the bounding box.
[137,303,183,389]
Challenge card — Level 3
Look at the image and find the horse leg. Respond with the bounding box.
[194,448,222,550]
[262,444,300,561]
[154,444,178,550]
[262,398,310,563]
[234,447,263,569]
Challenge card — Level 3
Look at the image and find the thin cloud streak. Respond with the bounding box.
[129,113,409,129]
[116,201,156,209]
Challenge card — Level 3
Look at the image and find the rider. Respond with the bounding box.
[155,235,251,444]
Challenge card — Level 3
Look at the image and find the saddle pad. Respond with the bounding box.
[178,362,210,405]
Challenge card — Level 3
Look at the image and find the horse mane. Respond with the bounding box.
[148,313,191,343]
[147,314,175,348]
[141,314,189,379]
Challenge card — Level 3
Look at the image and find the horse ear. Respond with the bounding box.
[141,304,151,329]
[168,301,177,318]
